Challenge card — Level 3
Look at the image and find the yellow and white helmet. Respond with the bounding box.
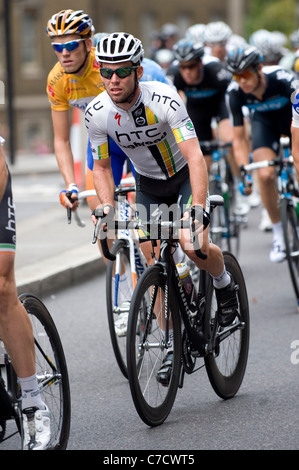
[46,9,93,37]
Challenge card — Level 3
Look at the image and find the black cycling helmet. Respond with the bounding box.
[226,46,262,74]
[173,38,204,62]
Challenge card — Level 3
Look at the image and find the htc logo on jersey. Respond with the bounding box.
[151,91,181,111]
[114,129,167,149]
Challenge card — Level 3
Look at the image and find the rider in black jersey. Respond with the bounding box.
[169,37,249,216]
[168,38,232,149]
[226,45,297,263]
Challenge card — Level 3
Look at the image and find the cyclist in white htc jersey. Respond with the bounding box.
[0,139,51,449]
[85,33,238,382]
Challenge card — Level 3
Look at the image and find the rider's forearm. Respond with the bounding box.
[232,136,250,168]
[93,160,115,207]
[189,156,209,208]
[179,138,208,208]
[54,138,76,187]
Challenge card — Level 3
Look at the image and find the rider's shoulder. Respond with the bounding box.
[140,80,180,99]
[47,61,65,84]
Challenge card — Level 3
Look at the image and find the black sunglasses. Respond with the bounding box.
[99,66,139,79]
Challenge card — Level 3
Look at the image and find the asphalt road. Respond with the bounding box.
[3,175,299,451]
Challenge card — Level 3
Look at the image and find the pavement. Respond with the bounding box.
[9,153,105,298]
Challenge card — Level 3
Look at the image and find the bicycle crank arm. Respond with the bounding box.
[206,318,245,355]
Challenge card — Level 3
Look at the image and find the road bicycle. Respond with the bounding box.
[0,293,71,449]
[201,140,247,258]
[241,137,299,310]
[93,196,250,427]
[70,177,147,379]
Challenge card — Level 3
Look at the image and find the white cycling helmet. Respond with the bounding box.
[185,24,206,43]
[204,21,232,44]
[95,32,144,64]
[290,29,299,48]
[249,29,284,63]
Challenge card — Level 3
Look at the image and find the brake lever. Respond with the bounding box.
[92,206,116,261]
[65,190,78,224]
[189,206,207,260]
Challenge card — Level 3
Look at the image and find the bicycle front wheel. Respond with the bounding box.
[127,265,181,427]
[281,198,299,306]
[106,239,134,378]
[19,294,71,450]
[204,252,250,399]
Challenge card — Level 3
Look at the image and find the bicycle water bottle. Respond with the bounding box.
[0,339,6,365]
[176,263,197,314]
[118,197,131,238]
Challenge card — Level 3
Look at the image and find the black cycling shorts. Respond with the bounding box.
[251,110,291,154]
[135,164,198,240]
[0,169,16,254]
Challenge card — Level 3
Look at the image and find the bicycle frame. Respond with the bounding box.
[201,140,244,256]
[149,233,245,364]
[0,339,22,443]
[95,195,243,363]
[75,177,146,292]
[116,196,146,290]
[242,138,298,202]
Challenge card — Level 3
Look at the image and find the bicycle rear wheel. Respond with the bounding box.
[106,239,134,378]
[19,294,71,450]
[209,180,231,252]
[127,265,181,426]
[281,198,299,307]
[204,252,249,399]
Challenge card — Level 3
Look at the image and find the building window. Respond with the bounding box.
[20,8,42,76]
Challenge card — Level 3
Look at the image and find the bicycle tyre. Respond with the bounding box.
[281,198,299,305]
[127,265,181,426]
[226,172,241,259]
[204,252,250,399]
[106,239,134,378]
[209,180,231,252]
[19,293,71,450]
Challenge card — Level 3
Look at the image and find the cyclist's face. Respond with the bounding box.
[233,67,260,93]
[179,60,202,85]
[208,41,227,61]
[52,34,91,75]
[101,61,143,108]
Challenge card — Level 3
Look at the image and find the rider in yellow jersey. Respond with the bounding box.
[46,9,137,221]
[46,10,104,216]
